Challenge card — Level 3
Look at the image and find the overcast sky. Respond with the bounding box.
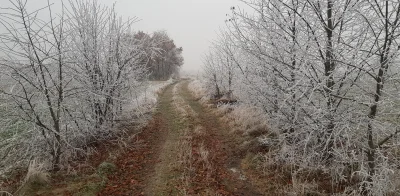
[1,0,247,72]
[103,0,242,72]
[1,0,245,72]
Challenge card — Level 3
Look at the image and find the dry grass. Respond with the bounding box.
[217,104,269,137]
[194,125,205,136]
[287,173,323,196]
[187,80,214,107]
[198,142,212,181]
[0,191,13,196]
[14,160,50,195]
[187,81,269,138]
[173,83,198,120]
[187,80,207,100]
[177,129,193,195]
[172,82,219,195]
[187,79,344,195]
[172,82,197,195]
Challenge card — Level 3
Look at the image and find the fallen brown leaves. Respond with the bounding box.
[99,115,168,196]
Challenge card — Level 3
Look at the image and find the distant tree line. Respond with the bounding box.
[134,31,184,80]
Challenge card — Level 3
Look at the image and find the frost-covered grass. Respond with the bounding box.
[171,81,216,195]
[127,79,175,122]
[218,104,269,137]
[187,79,361,195]
[188,79,269,137]
[14,160,50,195]
[187,79,213,106]
[0,79,174,189]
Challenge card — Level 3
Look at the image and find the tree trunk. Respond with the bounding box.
[323,0,335,162]
[213,73,220,98]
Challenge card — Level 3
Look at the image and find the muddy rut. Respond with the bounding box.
[100,80,262,196]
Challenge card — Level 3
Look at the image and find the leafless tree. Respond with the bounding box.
[202,0,400,194]
[0,0,163,173]
[0,0,71,170]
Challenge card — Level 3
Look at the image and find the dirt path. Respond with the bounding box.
[100,80,262,195]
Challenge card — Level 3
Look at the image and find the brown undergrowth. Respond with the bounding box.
[179,80,263,195]
[3,80,268,195]
[187,79,357,195]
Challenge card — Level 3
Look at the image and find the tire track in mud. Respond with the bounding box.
[100,83,179,196]
[178,80,263,196]
[100,80,262,195]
